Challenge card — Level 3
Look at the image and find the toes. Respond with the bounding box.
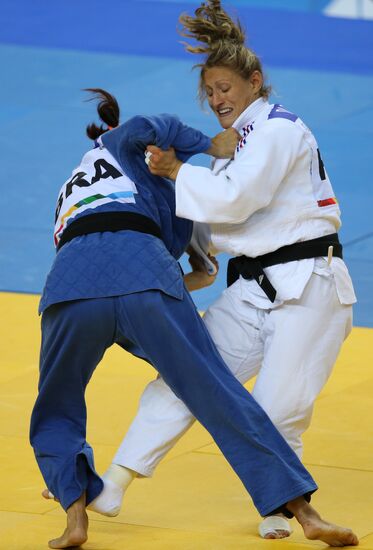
[42,489,59,502]
[275,530,290,539]
[259,515,292,539]
[264,530,289,540]
[348,532,359,546]
[48,538,62,549]
[264,532,277,539]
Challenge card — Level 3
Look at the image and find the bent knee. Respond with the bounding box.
[253,395,312,443]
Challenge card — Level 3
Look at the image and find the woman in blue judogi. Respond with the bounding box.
[30,89,357,549]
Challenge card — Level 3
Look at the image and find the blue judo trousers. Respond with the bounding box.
[30,114,317,518]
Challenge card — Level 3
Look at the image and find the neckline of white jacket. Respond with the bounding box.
[232,97,268,134]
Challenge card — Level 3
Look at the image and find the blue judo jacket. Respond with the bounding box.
[39,115,211,314]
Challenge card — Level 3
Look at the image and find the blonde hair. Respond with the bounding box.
[179,0,271,102]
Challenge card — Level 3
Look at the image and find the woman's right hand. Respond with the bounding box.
[208,127,240,159]
[145,146,183,180]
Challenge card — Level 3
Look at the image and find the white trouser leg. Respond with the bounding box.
[252,268,352,458]
[113,376,196,476]
[114,267,352,475]
[114,283,263,475]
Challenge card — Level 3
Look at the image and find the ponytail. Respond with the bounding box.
[179,1,271,101]
[84,88,120,141]
[180,0,245,54]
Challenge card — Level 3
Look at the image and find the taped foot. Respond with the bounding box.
[258,515,292,539]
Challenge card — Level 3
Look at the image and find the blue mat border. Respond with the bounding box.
[2,1,373,74]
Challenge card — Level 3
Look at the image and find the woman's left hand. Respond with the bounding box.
[145,146,183,180]
[209,128,240,159]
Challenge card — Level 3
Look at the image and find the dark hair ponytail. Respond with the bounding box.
[84,88,120,140]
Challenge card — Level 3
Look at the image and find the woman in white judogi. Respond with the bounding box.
[84,0,356,540]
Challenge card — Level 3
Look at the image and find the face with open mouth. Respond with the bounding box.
[203,66,262,129]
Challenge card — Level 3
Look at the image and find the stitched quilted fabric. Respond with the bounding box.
[39,231,184,314]
[40,114,210,314]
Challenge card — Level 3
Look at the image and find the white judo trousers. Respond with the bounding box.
[113,258,352,476]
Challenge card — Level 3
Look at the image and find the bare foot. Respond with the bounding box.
[287,497,359,547]
[48,493,88,549]
[42,489,59,502]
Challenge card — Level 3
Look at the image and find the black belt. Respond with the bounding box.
[227,233,343,303]
[56,211,162,251]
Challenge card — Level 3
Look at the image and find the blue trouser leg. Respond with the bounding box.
[31,289,317,516]
[30,298,115,510]
[115,289,318,517]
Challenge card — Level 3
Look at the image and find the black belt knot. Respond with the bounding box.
[227,233,342,303]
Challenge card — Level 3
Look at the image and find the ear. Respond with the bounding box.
[250,70,263,93]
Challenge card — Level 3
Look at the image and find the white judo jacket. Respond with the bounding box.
[175,98,356,308]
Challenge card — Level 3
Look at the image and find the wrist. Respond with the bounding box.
[184,271,216,292]
[169,160,183,181]
[207,137,218,158]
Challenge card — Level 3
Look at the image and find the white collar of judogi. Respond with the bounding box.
[232,97,268,135]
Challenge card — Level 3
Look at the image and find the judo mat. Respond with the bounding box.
[1,290,373,549]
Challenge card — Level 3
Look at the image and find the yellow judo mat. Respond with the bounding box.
[1,291,372,550]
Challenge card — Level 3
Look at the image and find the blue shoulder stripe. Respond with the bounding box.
[268,104,298,122]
